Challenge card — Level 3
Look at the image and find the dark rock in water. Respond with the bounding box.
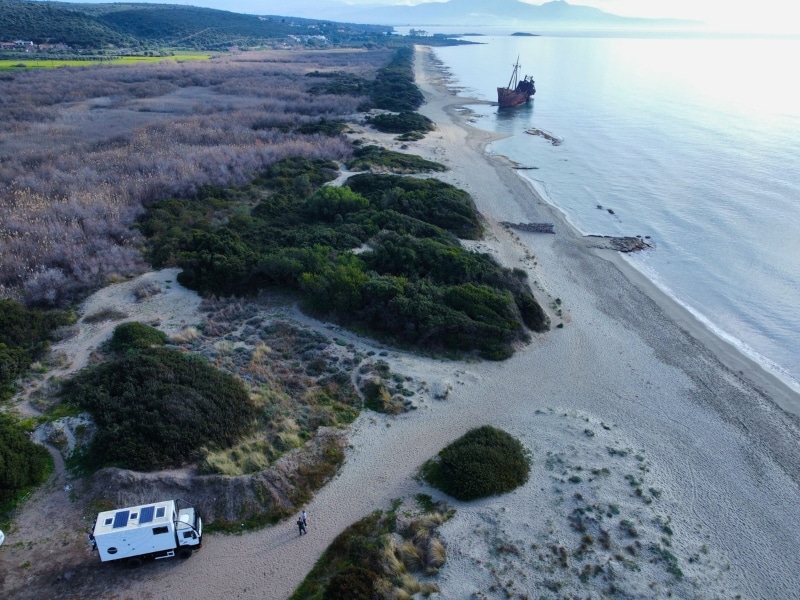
[596,205,603,209]
[607,208,615,214]
[585,235,653,253]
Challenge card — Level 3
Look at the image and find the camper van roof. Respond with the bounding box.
[94,500,173,534]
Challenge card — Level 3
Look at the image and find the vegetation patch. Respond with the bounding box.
[367,111,435,136]
[421,425,530,501]
[0,49,388,307]
[296,118,349,137]
[0,55,211,70]
[291,498,453,600]
[369,46,425,112]
[59,347,256,471]
[0,412,53,515]
[82,307,128,323]
[0,299,72,402]
[140,159,547,360]
[108,321,167,352]
[180,300,362,476]
[345,145,446,173]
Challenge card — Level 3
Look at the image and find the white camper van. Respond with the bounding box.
[89,499,202,567]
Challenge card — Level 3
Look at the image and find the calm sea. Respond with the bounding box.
[427,32,800,391]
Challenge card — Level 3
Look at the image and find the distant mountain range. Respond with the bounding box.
[252,0,699,29]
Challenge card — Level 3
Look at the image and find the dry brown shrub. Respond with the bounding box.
[380,536,406,577]
[0,49,391,306]
[425,537,446,572]
[396,539,422,571]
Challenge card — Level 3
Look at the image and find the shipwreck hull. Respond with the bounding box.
[497,87,532,108]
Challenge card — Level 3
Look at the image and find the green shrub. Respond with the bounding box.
[0,412,53,507]
[108,321,167,352]
[368,111,434,135]
[297,118,348,137]
[345,145,446,173]
[370,47,424,112]
[305,186,370,221]
[60,347,255,471]
[514,291,549,333]
[323,566,377,600]
[345,173,482,239]
[140,161,548,361]
[0,299,72,401]
[422,426,530,500]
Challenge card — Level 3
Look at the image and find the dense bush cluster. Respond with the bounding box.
[368,111,435,135]
[346,145,446,173]
[296,118,349,137]
[0,299,72,401]
[140,160,547,359]
[322,567,377,600]
[108,321,167,352]
[0,49,392,306]
[422,426,530,500]
[59,347,256,471]
[370,47,425,112]
[307,47,424,114]
[0,412,53,507]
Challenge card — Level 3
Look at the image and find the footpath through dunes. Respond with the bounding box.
[3,45,800,600]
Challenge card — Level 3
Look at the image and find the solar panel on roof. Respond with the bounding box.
[139,506,155,524]
[113,510,130,529]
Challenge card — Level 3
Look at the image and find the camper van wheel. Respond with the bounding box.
[126,557,143,569]
[178,547,193,560]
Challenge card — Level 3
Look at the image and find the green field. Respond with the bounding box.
[0,54,212,69]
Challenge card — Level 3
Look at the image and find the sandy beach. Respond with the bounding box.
[3,46,800,599]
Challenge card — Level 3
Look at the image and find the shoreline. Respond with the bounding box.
[422,47,800,418]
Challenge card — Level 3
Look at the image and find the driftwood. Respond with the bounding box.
[502,221,555,234]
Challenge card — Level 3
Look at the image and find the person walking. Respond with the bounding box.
[297,516,306,536]
[301,510,307,528]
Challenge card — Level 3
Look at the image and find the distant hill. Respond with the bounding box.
[255,0,697,29]
[0,0,392,49]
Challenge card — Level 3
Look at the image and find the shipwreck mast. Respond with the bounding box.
[507,56,522,90]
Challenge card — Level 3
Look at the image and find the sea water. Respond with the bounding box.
[429,32,800,391]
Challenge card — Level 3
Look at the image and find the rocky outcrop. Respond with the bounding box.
[584,235,653,253]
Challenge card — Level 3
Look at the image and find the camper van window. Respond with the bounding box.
[153,526,169,535]
[104,518,113,525]
[183,531,196,539]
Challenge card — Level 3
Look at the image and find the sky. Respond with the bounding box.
[576,0,799,32]
[62,0,800,34]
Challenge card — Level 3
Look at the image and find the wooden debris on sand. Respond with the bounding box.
[502,221,555,234]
